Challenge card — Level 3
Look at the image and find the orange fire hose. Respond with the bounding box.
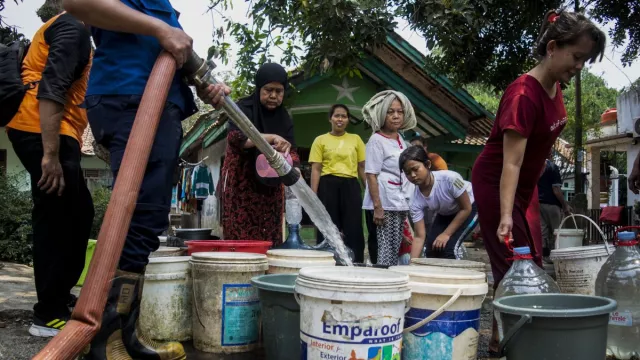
[33,52,176,360]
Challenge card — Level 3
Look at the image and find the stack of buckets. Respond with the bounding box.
[136,248,492,359]
[253,253,489,360]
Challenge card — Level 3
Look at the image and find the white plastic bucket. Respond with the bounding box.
[139,256,192,341]
[190,252,268,353]
[389,265,488,360]
[410,257,487,273]
[266,249,335,274]
[554,229,585,249]
[295,266,411,359]
[550,244,614,295]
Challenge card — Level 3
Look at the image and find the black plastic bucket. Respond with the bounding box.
[493,294,617,360]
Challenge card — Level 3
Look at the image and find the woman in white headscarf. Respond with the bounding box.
[362,91,417,266]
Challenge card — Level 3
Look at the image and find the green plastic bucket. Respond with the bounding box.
[76,239,97,286]
[251,274,299,360]
[493,294,617,360]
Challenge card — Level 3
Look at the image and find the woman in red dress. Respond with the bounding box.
[220,63,300,244]
[470,10,605,352]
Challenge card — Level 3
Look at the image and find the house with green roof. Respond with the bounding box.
[178,33,495,234]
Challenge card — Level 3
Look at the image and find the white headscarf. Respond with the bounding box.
[362,90,417,133]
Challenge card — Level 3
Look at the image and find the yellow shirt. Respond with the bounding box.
[309,132,366,178]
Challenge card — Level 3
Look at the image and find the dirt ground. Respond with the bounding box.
[0,306,499,360]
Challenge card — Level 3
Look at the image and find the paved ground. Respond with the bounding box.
[0,246,504,360]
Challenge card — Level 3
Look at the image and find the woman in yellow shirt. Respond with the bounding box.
[310,104,367,262]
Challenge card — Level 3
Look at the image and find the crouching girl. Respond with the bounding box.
[401,146,478,259]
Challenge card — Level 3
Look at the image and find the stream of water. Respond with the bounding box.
[287,178,354,266]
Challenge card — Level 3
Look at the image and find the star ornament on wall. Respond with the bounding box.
[332,78,360,103]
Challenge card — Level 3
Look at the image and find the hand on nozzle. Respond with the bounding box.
[197,83,231,109]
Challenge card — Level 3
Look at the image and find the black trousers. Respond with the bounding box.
[365,210,378,264]
[425,203,478,259]
[316,175,365,263]
[8,129,94,320]
[85,95,183,273]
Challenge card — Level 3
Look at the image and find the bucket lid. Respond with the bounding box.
[153,246,183,254]
[550,244,615,260]
[146,256,191,275]
[410,258,485,270]
[389,265,488,296]
[553,229,585,235]
[252,274,297,293]
[267,249,334,259]
[148,256,191,264]
[514,247,530,255]
[493,293,617,318]
[191,252,268,264]
[296,266,411,302]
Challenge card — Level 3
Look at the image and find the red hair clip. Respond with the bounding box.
[549,13,559,23]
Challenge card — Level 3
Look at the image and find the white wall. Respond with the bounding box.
[198,140,227,238]
[0,129,28,180]
[1,128,110,191]
[617,90,640,134]
[620,90,640,207]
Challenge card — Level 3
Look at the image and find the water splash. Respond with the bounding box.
[287,178,353,266]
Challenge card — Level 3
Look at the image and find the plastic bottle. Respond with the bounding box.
[494,246,560,338]
[595,231,640,359]
[494,246,561,298]
[274,188,312,250]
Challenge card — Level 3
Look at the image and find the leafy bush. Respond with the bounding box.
[0,170,112,264]
[0,171,34,265]
[90,186,111,239]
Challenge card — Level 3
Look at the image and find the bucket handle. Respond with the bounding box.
[403,288,463,334]
[191,279,206,329]
[498,314,532,357]
[555,214,610,255]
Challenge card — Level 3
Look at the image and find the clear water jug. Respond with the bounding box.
[494,246,560,338]
[595,231,640,359]
[285,187,303,225]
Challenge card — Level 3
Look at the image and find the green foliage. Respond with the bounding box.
[401,0,562,89]
[207,0,638,92]
[35,0,64,23]
[0,172,33,265]
[208,0,396,87]
[464,83,500,113]
[590,0,640,67]
[90,186,111,240]
[563,71,619,143]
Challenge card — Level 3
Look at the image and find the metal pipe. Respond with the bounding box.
[182,51,300,186]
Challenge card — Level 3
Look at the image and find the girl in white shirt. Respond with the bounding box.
[401,146,478,259]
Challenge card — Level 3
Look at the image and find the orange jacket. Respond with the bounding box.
[7,12,92,144]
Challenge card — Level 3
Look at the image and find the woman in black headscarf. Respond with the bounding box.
[220,63,300,244]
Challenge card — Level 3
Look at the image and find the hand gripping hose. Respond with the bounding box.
[182,51,300,186]
[33,51,176,360]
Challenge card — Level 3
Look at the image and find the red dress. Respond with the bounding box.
[220,130,300,244]
[471,74,567,288]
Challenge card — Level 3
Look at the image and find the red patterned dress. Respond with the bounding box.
[220,129,300,244]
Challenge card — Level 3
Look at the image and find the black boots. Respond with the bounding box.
[82,270,186,360]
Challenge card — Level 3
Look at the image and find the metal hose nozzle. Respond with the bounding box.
[183,51,300,186]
